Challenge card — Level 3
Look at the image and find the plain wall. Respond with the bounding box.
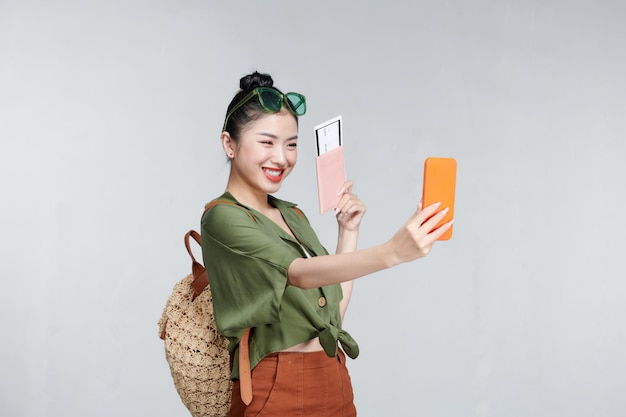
[1,1,625,416]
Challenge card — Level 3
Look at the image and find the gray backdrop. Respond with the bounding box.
[1,1,625,416]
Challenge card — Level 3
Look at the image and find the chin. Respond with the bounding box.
[264,183,284,194]
[261,173,290,193]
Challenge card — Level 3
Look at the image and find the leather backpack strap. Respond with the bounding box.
[291,206,306,218]
[239,328,253,405]
[205,197,302,221]
[204,199,257,222]
[184,230,208,300]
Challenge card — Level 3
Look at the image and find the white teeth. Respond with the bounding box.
[263,168,281,177]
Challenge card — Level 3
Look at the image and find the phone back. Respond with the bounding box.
[422,157,457,240]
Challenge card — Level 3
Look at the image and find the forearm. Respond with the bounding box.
[287,241,399,289]
[288,201,452,290]
[336,227,359,254]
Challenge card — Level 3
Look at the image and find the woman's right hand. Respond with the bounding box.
[387,202,453,264]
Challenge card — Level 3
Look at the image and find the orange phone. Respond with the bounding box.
[422,157,457,240]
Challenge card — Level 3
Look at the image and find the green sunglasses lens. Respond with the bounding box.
[258,88,282,112]
[286,93,306,115]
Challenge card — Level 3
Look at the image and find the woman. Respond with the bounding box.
[201,71,452,417]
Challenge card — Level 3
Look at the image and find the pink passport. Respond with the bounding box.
[315,145,346,214]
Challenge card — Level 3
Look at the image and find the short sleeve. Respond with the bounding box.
[200,204,303,336]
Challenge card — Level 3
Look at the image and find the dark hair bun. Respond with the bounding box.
[240,71,274,91]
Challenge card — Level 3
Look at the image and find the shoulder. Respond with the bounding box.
[202,200,256,229]
[201,194,257,238]
[205,199,254,219]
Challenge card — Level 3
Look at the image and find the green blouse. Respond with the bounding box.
[201,192,359,379]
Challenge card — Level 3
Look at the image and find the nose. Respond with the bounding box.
[271,146,287,166]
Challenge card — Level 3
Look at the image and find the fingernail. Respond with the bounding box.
[442,207,449,214]
[337,188,345,196]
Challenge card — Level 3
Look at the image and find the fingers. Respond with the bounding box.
[404,203,453,252]
[420,206,449,232]
[336,194,366,223]
[411,201,443,225]
[337,180,353,197]
[336,192,362,213]
[428,219,454,240]
[335,180,366,228]
[388,201,455,264]
[335,180,360,216]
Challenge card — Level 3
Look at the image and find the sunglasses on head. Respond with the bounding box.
[222,87,307,132]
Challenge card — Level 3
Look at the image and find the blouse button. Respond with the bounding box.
[317,296,327,308]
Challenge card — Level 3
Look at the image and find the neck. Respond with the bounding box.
[225,182,271,213]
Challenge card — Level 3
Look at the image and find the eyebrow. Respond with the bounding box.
[256,132,299,140]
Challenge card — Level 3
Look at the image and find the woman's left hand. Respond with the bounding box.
[335,180,366,231]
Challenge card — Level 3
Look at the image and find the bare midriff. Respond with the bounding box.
[280,337,324,353]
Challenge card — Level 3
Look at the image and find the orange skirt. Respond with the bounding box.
[228,349,356,417]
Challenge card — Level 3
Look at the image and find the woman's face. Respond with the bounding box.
[227,110,298,196]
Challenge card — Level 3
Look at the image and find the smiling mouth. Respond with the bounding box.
[263,167,284,182]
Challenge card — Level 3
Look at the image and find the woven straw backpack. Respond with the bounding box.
[158,201,252,417]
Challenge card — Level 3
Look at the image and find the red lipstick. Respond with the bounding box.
[263,168,284,183]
